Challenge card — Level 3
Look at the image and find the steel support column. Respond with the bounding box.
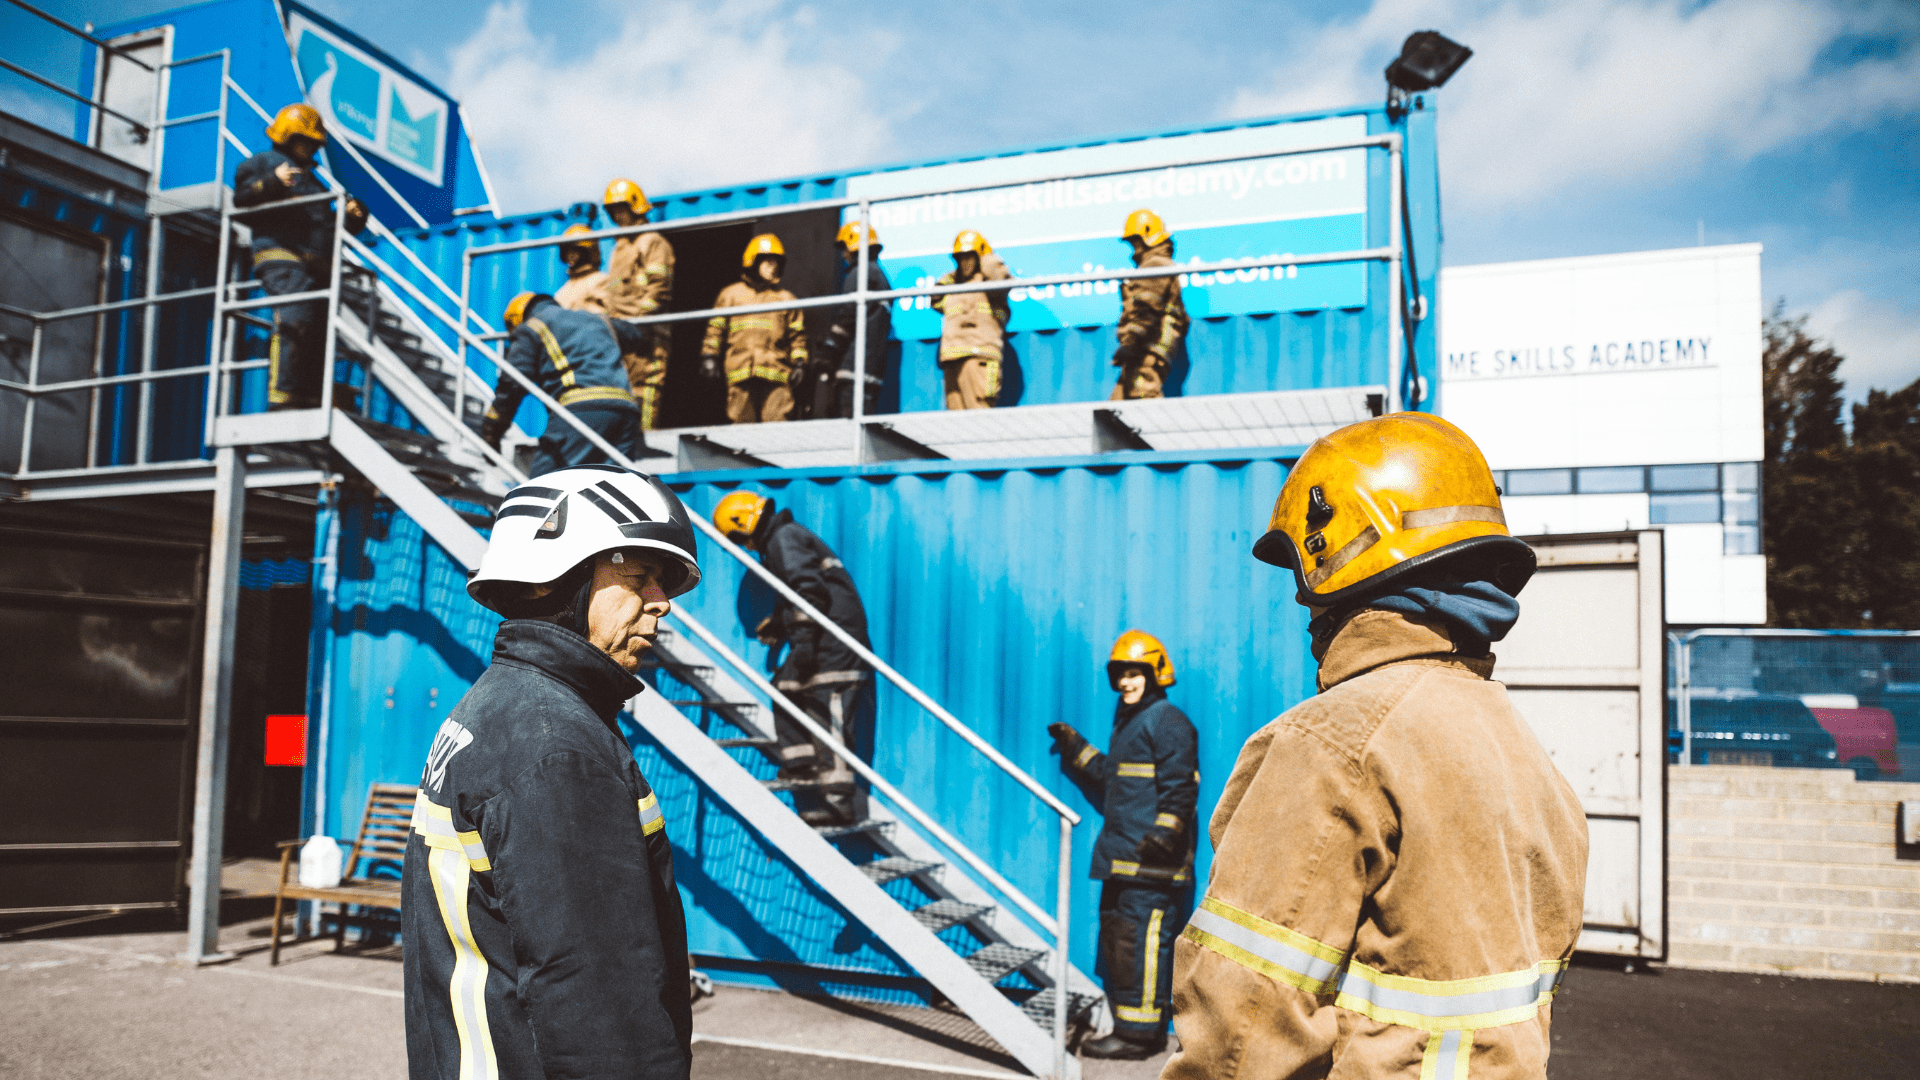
[184,444,245,964]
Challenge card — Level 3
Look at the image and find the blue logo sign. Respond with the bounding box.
[289,13,447,186]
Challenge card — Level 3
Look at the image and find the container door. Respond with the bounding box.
[1499,531,1667,959]
[92,29,169,170]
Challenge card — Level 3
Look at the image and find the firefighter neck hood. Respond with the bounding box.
[492,619,644,722]
[1132,238,1173,267]
[1309,577,1520,660]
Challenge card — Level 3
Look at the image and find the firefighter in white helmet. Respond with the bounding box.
[1161,414,1587,1080]
[403,465,700,1080]
[1048,630,1198,1060]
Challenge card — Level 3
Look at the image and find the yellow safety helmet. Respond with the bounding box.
[1121,208,1169,247]
[604,178,651,216]
[952,230,992,257]
[741,233,785,268]
[836,221,880,254]
[1252,413,1535,608]
[559,223,600,265]
[503,291,550,331]
[1107,630,1175,690]
[712,490,770,541]
[265,103,326,146]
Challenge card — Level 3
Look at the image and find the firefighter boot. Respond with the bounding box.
[1080,1031,1166,1060]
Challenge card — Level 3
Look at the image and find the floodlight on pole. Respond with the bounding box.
[1384,31,1471,118]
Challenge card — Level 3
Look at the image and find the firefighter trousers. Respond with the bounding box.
[621,327,671,430]
[1097,880,1189,1040]
[529,401,644,474]
[774,676,870,822]
[259,256,327,408]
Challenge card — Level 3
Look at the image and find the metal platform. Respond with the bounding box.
[643,385,1383,472]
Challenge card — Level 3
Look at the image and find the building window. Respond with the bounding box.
[1722,461,1761,554]
[1577,466,1646,494]
[1650,463,1720,492]
[1506,468,1573,496]
[1651,492,1721,524]
[1722,461,1759,493]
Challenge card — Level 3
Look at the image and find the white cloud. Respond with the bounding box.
[444,0,896,213]
[1805,290,1920,401]
[1227,0,1920,210]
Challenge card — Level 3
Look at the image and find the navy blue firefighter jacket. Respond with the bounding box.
[402,620,691,1080]
[752,508,870,691]
[232,149,346,262]
[486,299,645,428]
[1063,690,1199,883]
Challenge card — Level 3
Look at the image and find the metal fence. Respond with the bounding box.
[1670,628,1920,782]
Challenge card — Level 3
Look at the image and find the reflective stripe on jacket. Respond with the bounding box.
[755,510,870,687]
[401,621,691,1080]
[606,232,675,318]
[1162,610,1589,1080]
[1116,242,1188,360]
[485,300,642,425]
[933,253,1010,363]
[703,278,807,384]
[1063,692,1199,882]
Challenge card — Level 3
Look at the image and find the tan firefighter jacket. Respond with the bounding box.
[1117,242,1189,361]
[703,277,808,385]
[1163,609,1588,1080]
[933,253,1011,363]
[606,232,675,318]
[555,267,609,313]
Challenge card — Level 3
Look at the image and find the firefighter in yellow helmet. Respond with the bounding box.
[713,491,873,825]
[1112,209,1188,401]
[602,179,675,429]
[233,103,369,409]
[1162,414,1587,1080]
[932,230,1011,410]
[554,224,609,313]
[1046,629,1198,1060]
[701,234,808,424]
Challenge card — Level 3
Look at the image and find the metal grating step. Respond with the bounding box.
[663,699,757,709]
[911,899,992,933]
[764,776,846,791]
[857,857,941,885]
[813,818,890,840]
[712,737,778,749]
[1019,987,1102,1030]
[964,942,1046,983]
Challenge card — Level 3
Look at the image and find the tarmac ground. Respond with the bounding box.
[2,911,1916,1079]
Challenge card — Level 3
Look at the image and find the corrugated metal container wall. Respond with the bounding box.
[377,101,1443,414]
[310,453,1320,980]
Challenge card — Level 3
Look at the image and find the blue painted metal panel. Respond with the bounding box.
[87,0,495,229]
[308,452,1320,984]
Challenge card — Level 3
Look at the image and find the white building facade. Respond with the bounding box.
[1440,244,1766,625]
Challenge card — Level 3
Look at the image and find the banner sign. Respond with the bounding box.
[844,115,1372,338]
[1445,336,1717,380]
[288,12,448,186]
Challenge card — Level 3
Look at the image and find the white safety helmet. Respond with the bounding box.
[468,465,701,616]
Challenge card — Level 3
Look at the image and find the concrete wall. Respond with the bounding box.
[1667,765,1920,981]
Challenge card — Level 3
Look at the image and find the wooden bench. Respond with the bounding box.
[269,782,412,964]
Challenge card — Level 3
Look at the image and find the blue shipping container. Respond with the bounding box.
[307,449,1321,987]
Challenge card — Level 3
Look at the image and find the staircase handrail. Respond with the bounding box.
[668,613,1065,935]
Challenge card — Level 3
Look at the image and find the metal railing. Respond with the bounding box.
[450,130,1410,443]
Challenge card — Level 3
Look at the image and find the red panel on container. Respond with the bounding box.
[264,714,307,767]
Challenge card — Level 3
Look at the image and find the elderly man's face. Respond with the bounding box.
[586,551,673,671]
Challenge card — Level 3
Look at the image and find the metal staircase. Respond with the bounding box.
[2,44,1101,1072]
[305,256,1103,1077]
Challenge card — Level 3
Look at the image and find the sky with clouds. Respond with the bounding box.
[6,0,1917,399]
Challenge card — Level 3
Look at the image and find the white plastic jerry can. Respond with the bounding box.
[298,834,344,888]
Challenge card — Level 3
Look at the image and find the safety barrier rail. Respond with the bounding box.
[450,131,1416,431]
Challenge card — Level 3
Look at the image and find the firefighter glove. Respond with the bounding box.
[1136,824,1184,867]
[754,615,784,646]
[784,631,819,678]
[478,414,508,450]
[344,197,370,235]
[699,354,724,383]
[1048,723,1090,764]
[1112,343,1148,368]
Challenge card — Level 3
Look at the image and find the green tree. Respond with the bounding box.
[1763,303,1920,628]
